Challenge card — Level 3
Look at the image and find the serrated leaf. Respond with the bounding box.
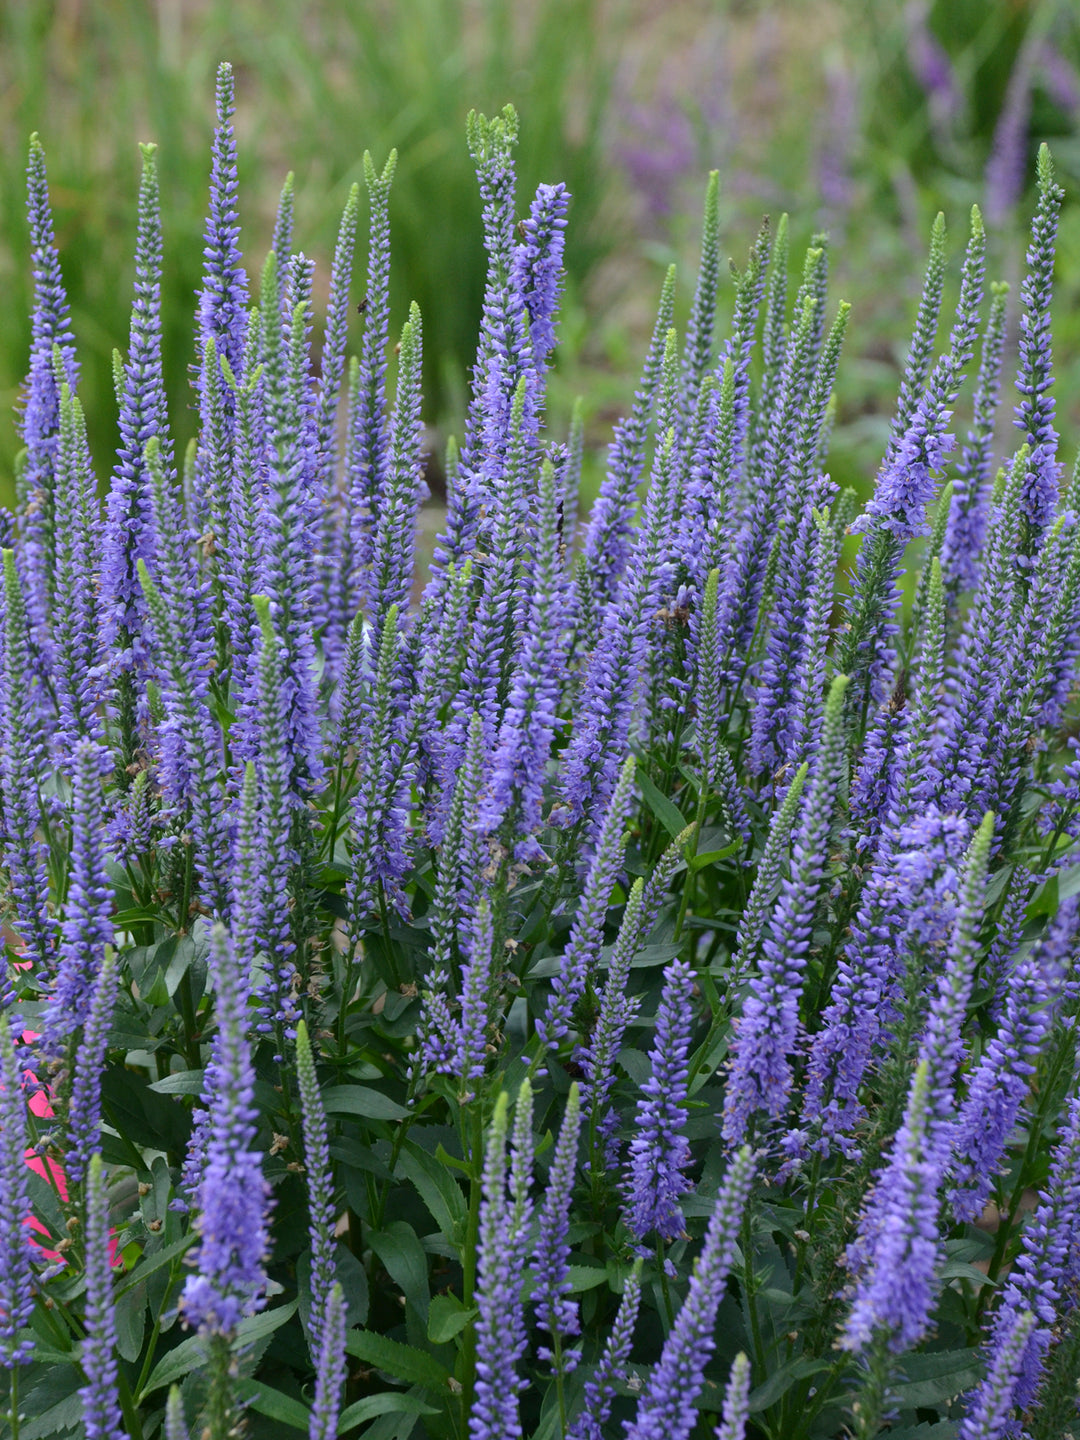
[892,1348,983,1408]
[141,1300,298,1396]
[427,1294,475,1344]
[323,1085,409,1121]
[344,1330,451,1391]
[19,1373,83,1440]
[397,1140,468,1239]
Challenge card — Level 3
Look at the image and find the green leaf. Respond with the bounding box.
[337,1393,439,1431]
[344,1330,451,1391]
[688,839,741,873]
[25,1165,66,1242]
[892,1348,983,1409]
[323,1085,409,1121]
[370,1222,431,1320]
[397,1140,468,1239]
[567,1265,609,1293]
[882,1424,958,1440]
[19,1366,84,1440]
[115,1233,197,1298]
[162,935,197,996]
[636,769,688,841]
[940,1257,995,1288]
[427,1294,475,1344]
[141,1300,299,1397]
[748,1357,831,1413]
[102,1066,190,1155]
[148,1068,206,1095]
[234,1378,311,1432]
[114,1279,147,1362]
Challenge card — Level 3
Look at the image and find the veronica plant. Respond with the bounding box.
[3,78,1080,1440]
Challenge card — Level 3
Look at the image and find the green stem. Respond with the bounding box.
[672,786,707,946]
[205,1333,235,1440]
[460,1104,484,1431]
[657,1238,675,1329]
[852,1332,891,1440]
[9,1365,18,1440]
[742,1205,765,1381]
[552,1333,568,1440]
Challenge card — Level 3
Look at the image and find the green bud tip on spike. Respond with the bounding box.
[252,594,275,644]
[363,149,398,189]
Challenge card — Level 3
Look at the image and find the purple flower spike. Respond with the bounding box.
[346,150,396,610]
[950,899,1076,1222]
[723,675,849,1143]
[469,1084,533,1440]
[843,1061,941,1355]
[855,206,985,545]
[181,924,270,1337]
[102,143,173,680]
[1013,144,1063,549]
[843,815,993,1352]
[943,282,1009,598]
[247,596,301,1040]
[52,379,104,752]
[624,957,694,1245]
[65,954,116,1188]
[197,62,249,384]
[562,364,680,824]
[577,878,645,1165]
[136,515,230,915]
[366,303,425,644]
[297,1020,337,1364]
[44,741,111,1051]
[480,456,570,850]
[511,181,570,374]
[0,1020,34,1368]
[457,896,497,1098]
[164,1388,186,1440]
[715,1352,752,1440]
[578,267,675,630]
[348,604,412,927]
[957,1308,1037,1440]
[308,1284,347,1440]
[80,1155,124,1440]
[20,134,79,659]
[974,1086,1080,1415]
[566,1262,642,1440]
[540,753,636,1045]
[1,548,55,977]
[459,106,531,507]
[533,1082,583,1360]
[625,1147,755,1440]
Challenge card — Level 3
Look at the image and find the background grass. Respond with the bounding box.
[0,0,1078,511]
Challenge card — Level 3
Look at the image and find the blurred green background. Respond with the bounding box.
[1,0,1078,508]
